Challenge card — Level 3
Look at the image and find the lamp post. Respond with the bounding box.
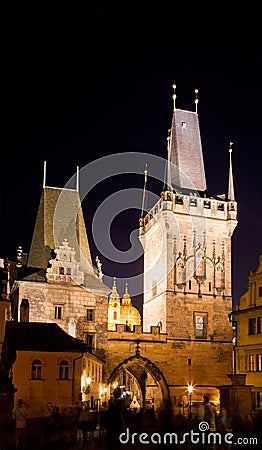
[187,384,194,419]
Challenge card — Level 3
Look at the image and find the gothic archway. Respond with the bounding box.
[107,355,170,411]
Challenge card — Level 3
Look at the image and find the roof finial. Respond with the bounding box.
[76,166,79,192]
[141,163,148,218]
[194,89,199,114]
[163,129,172,191]
[228,141,235,201]
[43,161,47,188]
[125,282,129,294]
[172,84,177,111]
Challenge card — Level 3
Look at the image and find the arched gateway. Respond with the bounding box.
[107,354,170,411]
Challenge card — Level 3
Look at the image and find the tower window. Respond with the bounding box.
[175,195,183,205]
[86,309,94,321]
[83,333,94,350]
[31,359,42,379]
[217,203,224,211]
[113,311,117,320]
[188,280,192,290]
[204,201,211,209]
[194,312,208,339]
[59,360,69,380]
[181,121,186,128]
[66,267,71,275]
[55,306,62,320]
[190,198,197,207]
[59,267,65,275]
[209,282,212,292]
[188,358,192,366]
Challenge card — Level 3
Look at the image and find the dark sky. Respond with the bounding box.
[0,7,261,312]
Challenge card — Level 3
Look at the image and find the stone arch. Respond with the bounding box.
[107,355,170,407]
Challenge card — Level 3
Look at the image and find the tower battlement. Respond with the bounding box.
[139,191,237,235]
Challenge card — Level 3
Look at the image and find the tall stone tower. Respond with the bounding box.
[139,88,237,346]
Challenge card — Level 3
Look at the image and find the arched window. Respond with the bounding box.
[59,360,69,380]
[113,311,117,320]
[31,359,42,379]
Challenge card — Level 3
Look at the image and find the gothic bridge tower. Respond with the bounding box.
[138,87,238,401]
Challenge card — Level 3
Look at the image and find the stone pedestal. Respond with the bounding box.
[218,374,253,433]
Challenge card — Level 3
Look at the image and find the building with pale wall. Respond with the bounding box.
[233,255,262,408]
[2,321,103,417]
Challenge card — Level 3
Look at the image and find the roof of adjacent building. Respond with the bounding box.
[169,109,207,192]
[4,321,87,352]
[27,187,93,272]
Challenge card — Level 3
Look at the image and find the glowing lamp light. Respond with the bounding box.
[187,384,194,419]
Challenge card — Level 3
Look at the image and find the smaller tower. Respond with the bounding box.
[108,277,121,331]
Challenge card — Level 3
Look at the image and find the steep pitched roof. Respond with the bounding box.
[169,109,207,192]
[28,187,93,273]
[4,321,87,352]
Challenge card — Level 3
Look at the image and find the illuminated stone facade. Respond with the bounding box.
[234,255,262,408]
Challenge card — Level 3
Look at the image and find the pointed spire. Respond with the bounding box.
[194,89,199,113]
[43,161,47,188]
[172,84,177,111]
[110,276,120,299]
[141,163,148,218]
[122,282,132,305]
[228,141,235,201]
[76,166,80,192]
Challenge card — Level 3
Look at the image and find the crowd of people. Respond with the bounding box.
[7,393,259,450]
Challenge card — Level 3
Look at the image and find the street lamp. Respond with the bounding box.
[103,387,108,407]
[187,384,194,419]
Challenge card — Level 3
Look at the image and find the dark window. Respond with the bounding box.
[209,282,212,292]
[204,201,211,209]
[66,268,71,275]
[257,317,262,334]
[249,318,256,335]
[190,198,197,207]
[55,306,62,320]
[113,311,117,320]
[84,333,94,349]
[31,359,42,379]
[59,267,65,275]
[86,309,94,321]
[217,203,224,211]
[188,358,192,366]
[189,280,191,290]
[175,195,183,205]
[59,360,69,380]
[259,287,262,297]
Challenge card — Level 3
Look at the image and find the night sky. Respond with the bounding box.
[0,7,261,313]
